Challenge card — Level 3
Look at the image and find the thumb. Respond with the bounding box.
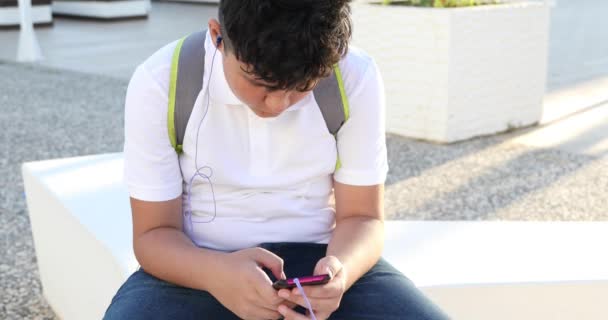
[251,247,285,280]
[313,255,342,279]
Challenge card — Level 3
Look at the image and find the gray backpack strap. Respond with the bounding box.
[314,64,350,170]
[313,64,350,136]
[168,32,350,161]
[168,30,207,154]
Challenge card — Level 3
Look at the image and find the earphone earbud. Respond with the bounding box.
[216,35,223,46]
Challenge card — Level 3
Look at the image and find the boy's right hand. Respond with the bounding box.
[208,247,287,320]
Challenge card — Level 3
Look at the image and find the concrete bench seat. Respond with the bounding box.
[51,0,150,20]
[22,153,608,320]
[0,0,52,28]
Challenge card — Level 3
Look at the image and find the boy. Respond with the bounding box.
[104,0,449,319]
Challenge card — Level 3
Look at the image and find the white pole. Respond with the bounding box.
[17,0,43,62]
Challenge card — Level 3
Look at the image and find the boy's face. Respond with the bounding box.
[222,52,313,118]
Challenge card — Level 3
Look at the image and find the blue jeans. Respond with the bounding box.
[104,243,450,319]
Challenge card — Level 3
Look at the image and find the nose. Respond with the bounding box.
[264,91,291,114]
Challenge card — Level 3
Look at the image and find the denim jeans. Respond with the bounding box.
[103,242,450,320]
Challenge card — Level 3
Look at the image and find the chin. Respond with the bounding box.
[252,108,281,118]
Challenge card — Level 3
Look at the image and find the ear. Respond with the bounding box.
[208,18,223,51]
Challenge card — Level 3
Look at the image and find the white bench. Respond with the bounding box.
[22,153,608,320]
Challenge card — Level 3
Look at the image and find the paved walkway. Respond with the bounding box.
[2,0,608,89]
[0,2,218,79]
[1,1,607,319]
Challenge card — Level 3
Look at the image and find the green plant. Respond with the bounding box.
[381,0,501,7]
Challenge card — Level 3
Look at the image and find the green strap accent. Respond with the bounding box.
[334,64,349,171]
[168,37,186,154]
[334,64,350,121]
[335,154,343,171]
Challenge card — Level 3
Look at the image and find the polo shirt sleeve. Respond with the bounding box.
[123,63,183,201]
[333,56,389,186]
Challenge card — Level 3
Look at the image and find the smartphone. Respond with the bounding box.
[272,274,331,290]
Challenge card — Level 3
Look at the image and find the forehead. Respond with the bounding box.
[225,54,260,78]
[225,50,319,91]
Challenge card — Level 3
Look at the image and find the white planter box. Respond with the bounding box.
[0,4,52,27]
[351,1,550,143]
[52,0,150,19]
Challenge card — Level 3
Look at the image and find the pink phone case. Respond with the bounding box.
[272,274,331,290]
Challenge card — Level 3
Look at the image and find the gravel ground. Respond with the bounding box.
[1,62,606,319]
[385,134,608,220]
[1,62,125,320]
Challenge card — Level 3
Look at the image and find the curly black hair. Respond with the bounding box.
[218,0,353,92]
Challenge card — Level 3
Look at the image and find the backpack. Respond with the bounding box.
[167,31,350,170]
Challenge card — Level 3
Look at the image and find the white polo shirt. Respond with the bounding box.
[123,32,388,251]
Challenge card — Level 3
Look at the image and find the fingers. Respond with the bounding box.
[288,269,345,299]
[246,247,288,307]
[279,289,339,315]
[250,247,286,280]
[283,300,298,310]
[276,256,347,319]
[243,304,283,320]
[278,305,313,320]
[251,267,284,307]
[289,282,340,299]
[313,255,342,281]
[298,255,344,299]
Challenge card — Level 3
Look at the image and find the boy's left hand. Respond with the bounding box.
[277,256,347,320]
